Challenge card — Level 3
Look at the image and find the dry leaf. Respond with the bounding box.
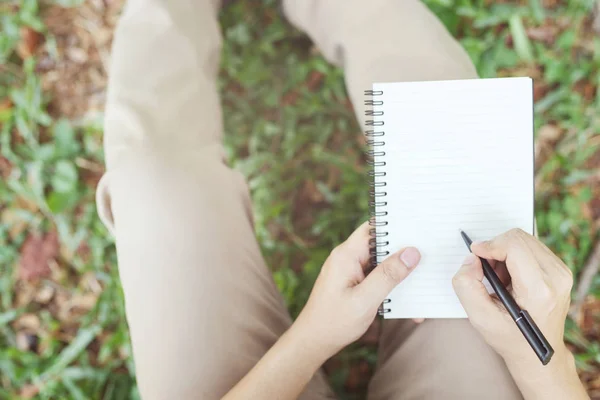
[527,25,559,45]
[535,124,563,169]
[70,292,98,312]
[0,155,12,179]
[533,83,550,103]
[16,27,43,59]
[306,70,325,91]
[14,313,41,331]
[16,332,38,352]
[282,90,300,106]
[19,231,59,281]
[303,180,325,203]
[66,47,88,64]
[19,384,40,399]
[541,0,560,7]
[15,282,37,307]
[590,196,600,222]
[594,0,600,34]
[2,209,28,239]
[581,296,600,336]
[80,271,102,293]
[35,284,55,304]
[538,124,563,142]
[0,97,12,112]
[574,80,597,102]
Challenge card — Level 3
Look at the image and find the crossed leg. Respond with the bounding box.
[97,0,522,398]
[96,0,332,398]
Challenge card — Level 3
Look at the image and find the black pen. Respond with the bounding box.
[460,230,554,365]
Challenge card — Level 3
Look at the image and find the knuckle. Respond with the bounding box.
[560,268,574,296]
[505,228,526,243]
[452,274,468,290]
[503,228,531,251]
[538,283,556,304]
[564,267,574,286]
[509,228,526,237]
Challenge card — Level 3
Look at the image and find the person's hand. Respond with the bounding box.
[292,221,421,360]
[452,228,587,400]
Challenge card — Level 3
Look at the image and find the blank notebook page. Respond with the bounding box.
[372,77,534,319]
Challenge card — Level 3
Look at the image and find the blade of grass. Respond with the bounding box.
[528,0,545,23]
[39,325,101,383]
[509,14,534,63]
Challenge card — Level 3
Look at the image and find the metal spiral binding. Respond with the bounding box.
[365,89,391,315]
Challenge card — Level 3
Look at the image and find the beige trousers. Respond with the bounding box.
[96,0,522,398]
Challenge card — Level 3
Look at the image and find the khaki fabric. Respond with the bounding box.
[96,0,522,398]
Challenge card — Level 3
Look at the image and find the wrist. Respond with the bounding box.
[505,346,586,399]
[287,317,336,367]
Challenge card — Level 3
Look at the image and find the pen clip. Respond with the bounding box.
[518,310,554,365]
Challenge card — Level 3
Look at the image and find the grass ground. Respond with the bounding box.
[1,0,600,398]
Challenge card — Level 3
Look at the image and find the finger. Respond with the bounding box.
[452,254,503,323]
[470,229,544,290]
[491,260,511,287]
[337,220,371,267]
[356,247,421,310]
[413,318,425,324]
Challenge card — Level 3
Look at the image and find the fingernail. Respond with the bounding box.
[400,247,421,269]
[471,240,485,247]
[463,253,478,265]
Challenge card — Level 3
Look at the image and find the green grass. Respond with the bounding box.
[1,0,600,398]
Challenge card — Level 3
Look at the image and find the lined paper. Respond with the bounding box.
[372,77,534,319]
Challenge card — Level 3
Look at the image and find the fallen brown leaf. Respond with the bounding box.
[0,97,12,112]
[527,25,559,45]
[541,0,561,8]
[69,292,99,312]
[535,124,564,170]
[19,384,40,399]
[35,284,55,304]
[66,47,88,64]
[533,82,551,103]
[1,195,40,239]
[574,79,597,102]
[19,231,60,281]
[16,27,43,59]
[15,282,37,308]
[306,70,325,92]
[303,179,325,203]
[16,331,39,352]
[590,195,600,222]
[579,295,600,336]
[0,155,12,179]
[282,90,300,106]
[13,313,41,331]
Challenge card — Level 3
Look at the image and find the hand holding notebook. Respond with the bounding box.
[368,77,535,318]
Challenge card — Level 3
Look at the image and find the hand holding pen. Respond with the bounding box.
[452,229,588,400]
[460,230,553,365]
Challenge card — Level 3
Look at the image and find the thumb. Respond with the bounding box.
[357,247,421,310]
[452,254,501,322]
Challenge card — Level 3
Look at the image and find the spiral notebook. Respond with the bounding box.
[367,77,534,319]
